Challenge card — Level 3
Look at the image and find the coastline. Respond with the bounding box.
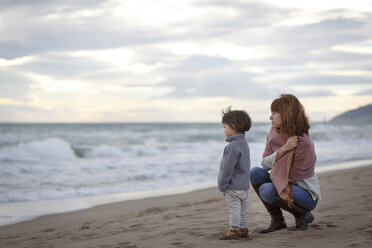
[1,159,372,228]
[1,160,372,247]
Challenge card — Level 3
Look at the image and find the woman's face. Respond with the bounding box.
[270,111,282,128]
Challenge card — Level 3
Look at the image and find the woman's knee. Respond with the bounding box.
[292,186,318,211]
[250,167,270,185]
[259,183,278,203]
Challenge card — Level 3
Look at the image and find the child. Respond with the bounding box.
[218,106,252,240]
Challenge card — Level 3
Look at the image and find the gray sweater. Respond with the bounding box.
[218,134,251,192]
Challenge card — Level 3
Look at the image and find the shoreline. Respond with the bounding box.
[1,158,372,228]
[1,160,372,247]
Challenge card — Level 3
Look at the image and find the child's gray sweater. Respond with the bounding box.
[218,134,251,192]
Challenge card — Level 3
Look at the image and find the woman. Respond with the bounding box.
[250,94,321,233]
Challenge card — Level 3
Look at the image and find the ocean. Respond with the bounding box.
[1,122,372,226]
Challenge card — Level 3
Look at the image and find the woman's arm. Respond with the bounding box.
[261,151,277,170]
[275,136,298,161]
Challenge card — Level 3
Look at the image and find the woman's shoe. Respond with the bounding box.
[271,199,314,231]
[252,184,287,234]
[259,217,287,234]
[288,211,314,231]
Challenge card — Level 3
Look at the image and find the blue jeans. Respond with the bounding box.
[250,167,317,211]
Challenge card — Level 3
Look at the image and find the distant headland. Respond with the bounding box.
[329,104,372,124]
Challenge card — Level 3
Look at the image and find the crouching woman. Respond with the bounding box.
[251,94,321,233]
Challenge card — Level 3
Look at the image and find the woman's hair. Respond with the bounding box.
[222,106,251,133]
[271,94,310,135]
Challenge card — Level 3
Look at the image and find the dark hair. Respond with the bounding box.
[270,94,310,135]
[221,106,251,133]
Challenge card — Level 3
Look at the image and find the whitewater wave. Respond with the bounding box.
[0,138,77,161]
[0,138,183,161]
[84,145,126,158]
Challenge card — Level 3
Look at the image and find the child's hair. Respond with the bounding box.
[222,106,252,133]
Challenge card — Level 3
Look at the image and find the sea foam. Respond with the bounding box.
[0,138,76,161]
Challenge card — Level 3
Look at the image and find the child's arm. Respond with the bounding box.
[218,145,239,192]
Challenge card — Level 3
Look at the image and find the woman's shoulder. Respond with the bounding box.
[298,132,314,147]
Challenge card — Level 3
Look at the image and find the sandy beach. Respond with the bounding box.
[1,164,372,248]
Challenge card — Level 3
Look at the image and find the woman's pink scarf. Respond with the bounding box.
[263,127,316,205]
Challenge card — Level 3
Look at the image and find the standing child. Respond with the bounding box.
[218,106,252,240]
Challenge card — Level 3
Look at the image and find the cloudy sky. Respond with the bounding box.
[1,0,372,123]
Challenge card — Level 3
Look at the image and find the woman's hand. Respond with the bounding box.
[276,136,298,161]
[284,136,299,152]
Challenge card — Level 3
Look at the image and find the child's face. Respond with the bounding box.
[223,123,237,137]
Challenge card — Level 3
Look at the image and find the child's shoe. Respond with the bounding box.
[219,228,240,240]
[239,228,249,238]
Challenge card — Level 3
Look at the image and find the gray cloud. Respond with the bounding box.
[295,89,335,97]
[161,71,275,98]
[1,1,371,65]
[354,89,372,96]
[19,55,109,78]
[0,105,51,122]
[0,1,167,59]
[288,75,371,85]
[251,17,372,66]
[0,1,372,122]
[165,55,232,73]
[0,70,34,100]
[0,0,105,9]
[0,28,164,60]
[192,1,289,38]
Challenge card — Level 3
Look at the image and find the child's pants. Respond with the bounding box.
[225,189,251,229]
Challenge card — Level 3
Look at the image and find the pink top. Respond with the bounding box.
[263,127,316,203]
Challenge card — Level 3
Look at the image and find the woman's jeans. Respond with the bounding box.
[250,167,317,211]
[224,189,251,228]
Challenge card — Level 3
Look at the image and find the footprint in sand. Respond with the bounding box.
[78,223,90,231]
[348,243,361,247]
[170,241,195,248]
[117,241,137,248]
[309,223,323,230]
[136,207,164,217]
[318,221,336,227]
[129,223,144,228]
[99,242,137,248]
[4,235,21,239]
[326,224,337,227]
